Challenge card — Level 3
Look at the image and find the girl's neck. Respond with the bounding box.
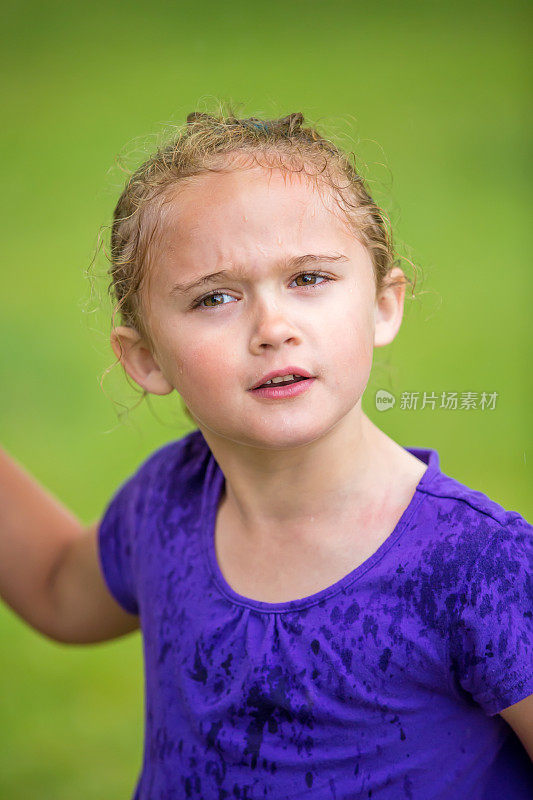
[199,409,423,548]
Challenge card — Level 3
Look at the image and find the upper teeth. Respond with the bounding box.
[265,374,299,385]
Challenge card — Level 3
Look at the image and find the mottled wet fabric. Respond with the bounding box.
[98,429,533,799]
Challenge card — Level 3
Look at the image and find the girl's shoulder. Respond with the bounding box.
[416,466,533,717]
[102,429,211,522]
[129,428,211,487]
[397,452,533,717]
[406,454,532,595]
[414,450,532,543]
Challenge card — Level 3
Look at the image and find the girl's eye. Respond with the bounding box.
[191,271,331,310]
[192,292,236,309]
[290,271,330,288]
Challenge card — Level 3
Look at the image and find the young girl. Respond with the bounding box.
[1,110,532,799]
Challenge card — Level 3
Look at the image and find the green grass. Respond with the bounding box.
[1,0,531,795]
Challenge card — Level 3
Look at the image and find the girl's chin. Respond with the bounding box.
[242,421,336,449]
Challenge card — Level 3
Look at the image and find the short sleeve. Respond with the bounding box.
[448,514,533,716]
[97,469,146,616]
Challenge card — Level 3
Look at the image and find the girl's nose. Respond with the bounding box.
[248,302,302,353]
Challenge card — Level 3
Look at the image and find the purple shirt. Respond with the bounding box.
[98,429,533,799]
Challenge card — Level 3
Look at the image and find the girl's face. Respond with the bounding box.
[118,166,402,449]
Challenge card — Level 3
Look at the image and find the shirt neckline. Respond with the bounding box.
[200,445,441,614]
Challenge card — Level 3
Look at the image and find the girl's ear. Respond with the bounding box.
[373,267,406,347]
[110,326,174,395]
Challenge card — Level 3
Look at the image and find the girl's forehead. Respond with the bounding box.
[156,167,355,260]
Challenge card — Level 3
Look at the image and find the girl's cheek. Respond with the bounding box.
[183,344,230,385]
[337,307,374,354]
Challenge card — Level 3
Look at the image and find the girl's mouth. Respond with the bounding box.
[250,377,316,399]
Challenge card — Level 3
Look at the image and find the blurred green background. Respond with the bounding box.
[1,0,531,796]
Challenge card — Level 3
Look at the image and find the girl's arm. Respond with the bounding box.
[500,696,533,761]
[0,447,139,644]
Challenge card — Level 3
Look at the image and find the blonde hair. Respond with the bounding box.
[104,104,417,416]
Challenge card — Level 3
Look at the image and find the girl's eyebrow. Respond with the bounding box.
[168,253,349,296]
